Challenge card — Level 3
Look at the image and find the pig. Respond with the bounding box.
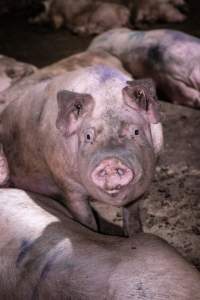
[129,0,187,25]
[69,2,130,36]
[29,0,93,28]
[30,0,130,35]
[0,64,163,235]
[0,55,37,93]
[89,28,200,108]
[0,188,200,300]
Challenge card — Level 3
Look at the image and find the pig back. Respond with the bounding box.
[0,188,199,300]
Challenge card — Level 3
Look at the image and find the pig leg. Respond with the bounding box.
[66,191,98,231]
[164,74,200,108]
[0,144,9,187]
[123,200,142,236]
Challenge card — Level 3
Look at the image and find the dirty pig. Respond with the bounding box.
[0,65,163,235]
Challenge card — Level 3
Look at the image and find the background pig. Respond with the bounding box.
[0,188,199,300]
[30,0,130,35]
[89,28,200,108]
[129,0,187,25]
[0,65,163,235]
[70,1,130,36]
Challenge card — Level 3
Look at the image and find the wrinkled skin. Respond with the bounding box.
[129,0,187,25]
[0,65,163,235]
[30,0,130,35]
[0,188,200,300]
[89,28,200,108]
[0,55,37,93]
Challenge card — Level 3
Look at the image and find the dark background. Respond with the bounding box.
[0,0,200,67]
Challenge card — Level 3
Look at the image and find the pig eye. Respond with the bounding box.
[84,128,95,143]
[135,129,139,135]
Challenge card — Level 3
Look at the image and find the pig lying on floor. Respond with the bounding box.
[89,28,200,108]
[0,188,199,300]
[30,0,130,35]
[0,63,163,236]
[129,0,187,25]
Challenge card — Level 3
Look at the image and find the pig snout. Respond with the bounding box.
[91,158,133,194]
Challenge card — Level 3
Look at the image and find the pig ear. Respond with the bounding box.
[123,78,160,124]
[56,90,94,137]
[150,122,164,155]
[123,79,163,154]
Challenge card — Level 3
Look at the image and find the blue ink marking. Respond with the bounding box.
[40,259,53,280]
[31,249,69,300]
[40,249,62,280]
[16,239,33,267]
[148,45,164,64]
[93,65,127,83]
[128,31,145,41]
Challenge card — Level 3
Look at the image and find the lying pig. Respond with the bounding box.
[0,65,163,235]
[29,0,93,28]
[89,28,200,108]
[30,0,130,35]
[130,0,187,25]
[0,188,200,300]
[70,2,130,35]
[0,55,37,93]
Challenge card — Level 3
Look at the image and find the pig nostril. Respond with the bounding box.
[99,169,107,177]
[116,185,121,190]
[116,168,125,176]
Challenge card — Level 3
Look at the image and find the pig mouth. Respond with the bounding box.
[106,189,121,195]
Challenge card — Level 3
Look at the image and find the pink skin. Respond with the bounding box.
[91,158,133,194]
[0,146,9,186]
